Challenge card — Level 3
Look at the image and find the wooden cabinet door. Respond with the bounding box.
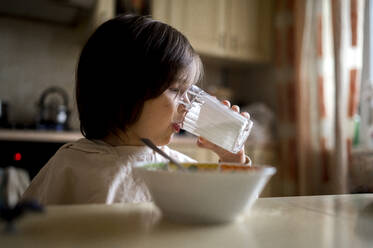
[226,0,273,62]
[152,0,227,57]
[91,0,115,28]
[151,0,170,23]
[152,0,273,63]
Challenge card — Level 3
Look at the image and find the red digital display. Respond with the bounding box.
[14,152,22,161]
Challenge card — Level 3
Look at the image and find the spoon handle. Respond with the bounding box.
[140,138,185,171]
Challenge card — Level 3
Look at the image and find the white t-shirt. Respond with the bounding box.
[22,138,196,205]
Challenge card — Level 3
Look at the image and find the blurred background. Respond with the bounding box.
[0,0,372,198]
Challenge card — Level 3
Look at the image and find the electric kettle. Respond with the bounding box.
[37,86,70,130]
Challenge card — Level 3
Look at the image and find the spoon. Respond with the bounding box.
[140,138,186,171]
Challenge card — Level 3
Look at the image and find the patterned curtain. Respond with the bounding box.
[274,0,365,196]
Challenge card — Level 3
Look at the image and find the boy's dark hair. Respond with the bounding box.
[76,14,203,139]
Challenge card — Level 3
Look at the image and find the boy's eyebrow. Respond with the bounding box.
[169,81,182,88]
[177,76,195,86]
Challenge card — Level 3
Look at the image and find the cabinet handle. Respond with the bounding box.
[223,33,227,49]
[231,36,238,50]
[218,33,224,48]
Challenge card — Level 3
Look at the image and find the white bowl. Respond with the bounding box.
[133,162,276,224]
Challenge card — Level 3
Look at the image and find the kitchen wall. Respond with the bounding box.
[201,58,277,111]
[0,15,276,131]
[0,16,86,130]
[228,64,276,110]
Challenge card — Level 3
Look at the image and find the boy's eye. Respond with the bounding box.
[169,88,180,94]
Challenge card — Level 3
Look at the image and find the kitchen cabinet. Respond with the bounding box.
[225,0,273,61]
[0,130,83,179]
[73,0,115,43]
[93,0,115,27]
[152,0,273,63]
[153,0,227,58]
[85,0,115,33]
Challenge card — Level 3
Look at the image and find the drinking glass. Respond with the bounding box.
[177,85,253,154]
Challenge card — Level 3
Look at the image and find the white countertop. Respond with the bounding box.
[0,129,197,144]
[1,194,372,248]
[0,129,83,143]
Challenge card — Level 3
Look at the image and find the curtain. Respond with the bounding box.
[274,0,365,196]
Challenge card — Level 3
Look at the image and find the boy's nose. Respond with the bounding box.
[177,92,192,110]
[177,103,188,114]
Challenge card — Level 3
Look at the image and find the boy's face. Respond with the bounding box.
[128,82,191,146]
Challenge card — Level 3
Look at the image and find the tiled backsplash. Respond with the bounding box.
[0,16,85,129]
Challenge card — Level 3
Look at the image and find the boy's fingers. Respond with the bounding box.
[241,111,250,119]
[222,100,231,108]
[231,105,240,112]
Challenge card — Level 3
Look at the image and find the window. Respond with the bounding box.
[359,0,373,148]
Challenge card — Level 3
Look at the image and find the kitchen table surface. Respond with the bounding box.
[0,129,197,144]
[1,194,373,248]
